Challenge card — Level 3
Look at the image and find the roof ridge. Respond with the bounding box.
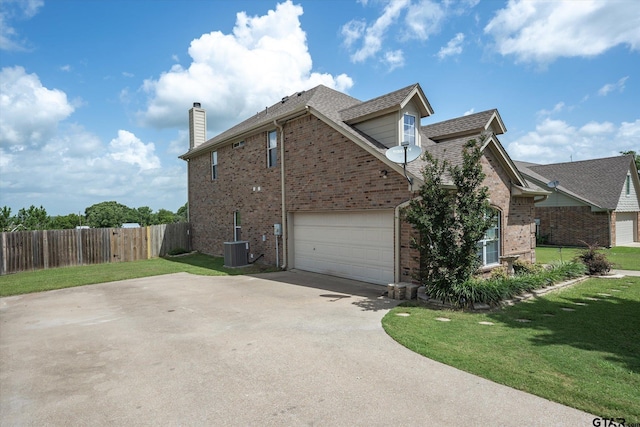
[422,108,497,129]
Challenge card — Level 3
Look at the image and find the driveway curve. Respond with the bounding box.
[1,271,593,426]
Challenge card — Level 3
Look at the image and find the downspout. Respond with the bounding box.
[274,119,287,269]
[394,198,417,283]
[608,210,613,248]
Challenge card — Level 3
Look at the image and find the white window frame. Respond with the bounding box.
[403,113,416,145]
[234,211,241,241]
[211,151,218,180]
[477,208,501,267]
[267,130,277,168]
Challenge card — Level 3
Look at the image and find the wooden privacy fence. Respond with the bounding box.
[0,223,191,275]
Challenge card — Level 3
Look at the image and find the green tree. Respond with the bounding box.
[620,150,640,173]
[50,213,85,229]
[134,206,155,226]
[85,201,131,228]
[156,208,176,224]
[176,202,188,222]
[1,206,15,231]
[16,205,50,230]
[404,138,492,303]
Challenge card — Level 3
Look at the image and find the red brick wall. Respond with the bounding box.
[482,148,536,263]
[187,113,536,276]
[536,206,610,247]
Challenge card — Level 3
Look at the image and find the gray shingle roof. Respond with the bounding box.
[180,82,532,193]
[182,85,362,157]
[515,156,634,209]
[339,83,429,123]
[421,109,504,140]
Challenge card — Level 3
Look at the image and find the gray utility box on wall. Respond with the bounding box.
[223,241,249,267]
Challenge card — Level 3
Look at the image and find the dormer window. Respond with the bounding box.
[403,113,416,145]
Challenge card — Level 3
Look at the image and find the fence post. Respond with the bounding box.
[146,226,151,260]
[43,230,49,270]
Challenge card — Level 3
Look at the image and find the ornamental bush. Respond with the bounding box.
[443,261,586,307]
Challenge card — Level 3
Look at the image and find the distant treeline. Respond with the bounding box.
[1,201,188,231]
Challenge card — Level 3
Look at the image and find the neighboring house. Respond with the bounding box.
[515,156,640,247]
[180,83,544,285]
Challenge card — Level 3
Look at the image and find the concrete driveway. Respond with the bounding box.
[1,271,593,426]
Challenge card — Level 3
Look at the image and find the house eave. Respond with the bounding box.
[180,105,309,160]
[307,105,423,188]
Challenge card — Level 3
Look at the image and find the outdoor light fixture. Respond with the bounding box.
[380,169,388,178]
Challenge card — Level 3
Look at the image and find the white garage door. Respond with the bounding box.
[293,211,394,285]
[616,212,637,245]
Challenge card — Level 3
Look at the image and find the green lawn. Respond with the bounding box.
[383,277,640,421]
[537,246,640,270]
[0,253,277,297]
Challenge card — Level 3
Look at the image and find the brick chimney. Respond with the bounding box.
[189,102,206,150]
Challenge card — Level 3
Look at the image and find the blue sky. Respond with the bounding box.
[1,0,639,216]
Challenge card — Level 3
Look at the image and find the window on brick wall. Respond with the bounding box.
[211,151,218,180]
[267,130,277,168]
[477,208,501,266]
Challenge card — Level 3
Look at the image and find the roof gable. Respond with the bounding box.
[516,155,636,209]
[340,83,433,124]
[421,109,506,142]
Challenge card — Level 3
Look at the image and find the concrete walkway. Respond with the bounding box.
[612,269,640,276]
[1,271,595,426]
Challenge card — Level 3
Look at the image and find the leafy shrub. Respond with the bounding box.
[513,259,544,275]
[167,247,190,256]
[574,243,613,275]
[434,261,586,307]
[489,266,508,280]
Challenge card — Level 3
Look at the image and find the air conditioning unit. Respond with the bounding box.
[223,241,249,267]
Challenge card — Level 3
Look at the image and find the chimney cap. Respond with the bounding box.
[193,102,201,108]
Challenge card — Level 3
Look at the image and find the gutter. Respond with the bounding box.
[608,210,613,248]
[273,107,310,269]
[180,105,309,160]
[274,118,286,269]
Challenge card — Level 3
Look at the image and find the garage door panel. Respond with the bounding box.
[293,211,394,285]
[616,212,637,245]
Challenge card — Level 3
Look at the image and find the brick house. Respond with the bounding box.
[180,83,544,285]
[515,156,640,247]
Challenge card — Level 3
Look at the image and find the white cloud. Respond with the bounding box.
[383,49,405,71]
[598,76,629,96]
[0,0,43,51]
[507,117,639,164]
[0,66,75,149]
[536,101,566,117]
[108,130,161,171]
[0,125,183,215]
[403,0,445,41]
[485,0,640,65]
[463,108,474,116]
[140,0,353,132]
[343,0,447,66]
[618,119,640,141]
[348,0,410,63]
[437,32,464,59]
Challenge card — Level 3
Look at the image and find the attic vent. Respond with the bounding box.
[193,102,201,108]
[297,91,305,96]
[281,96,289,103]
